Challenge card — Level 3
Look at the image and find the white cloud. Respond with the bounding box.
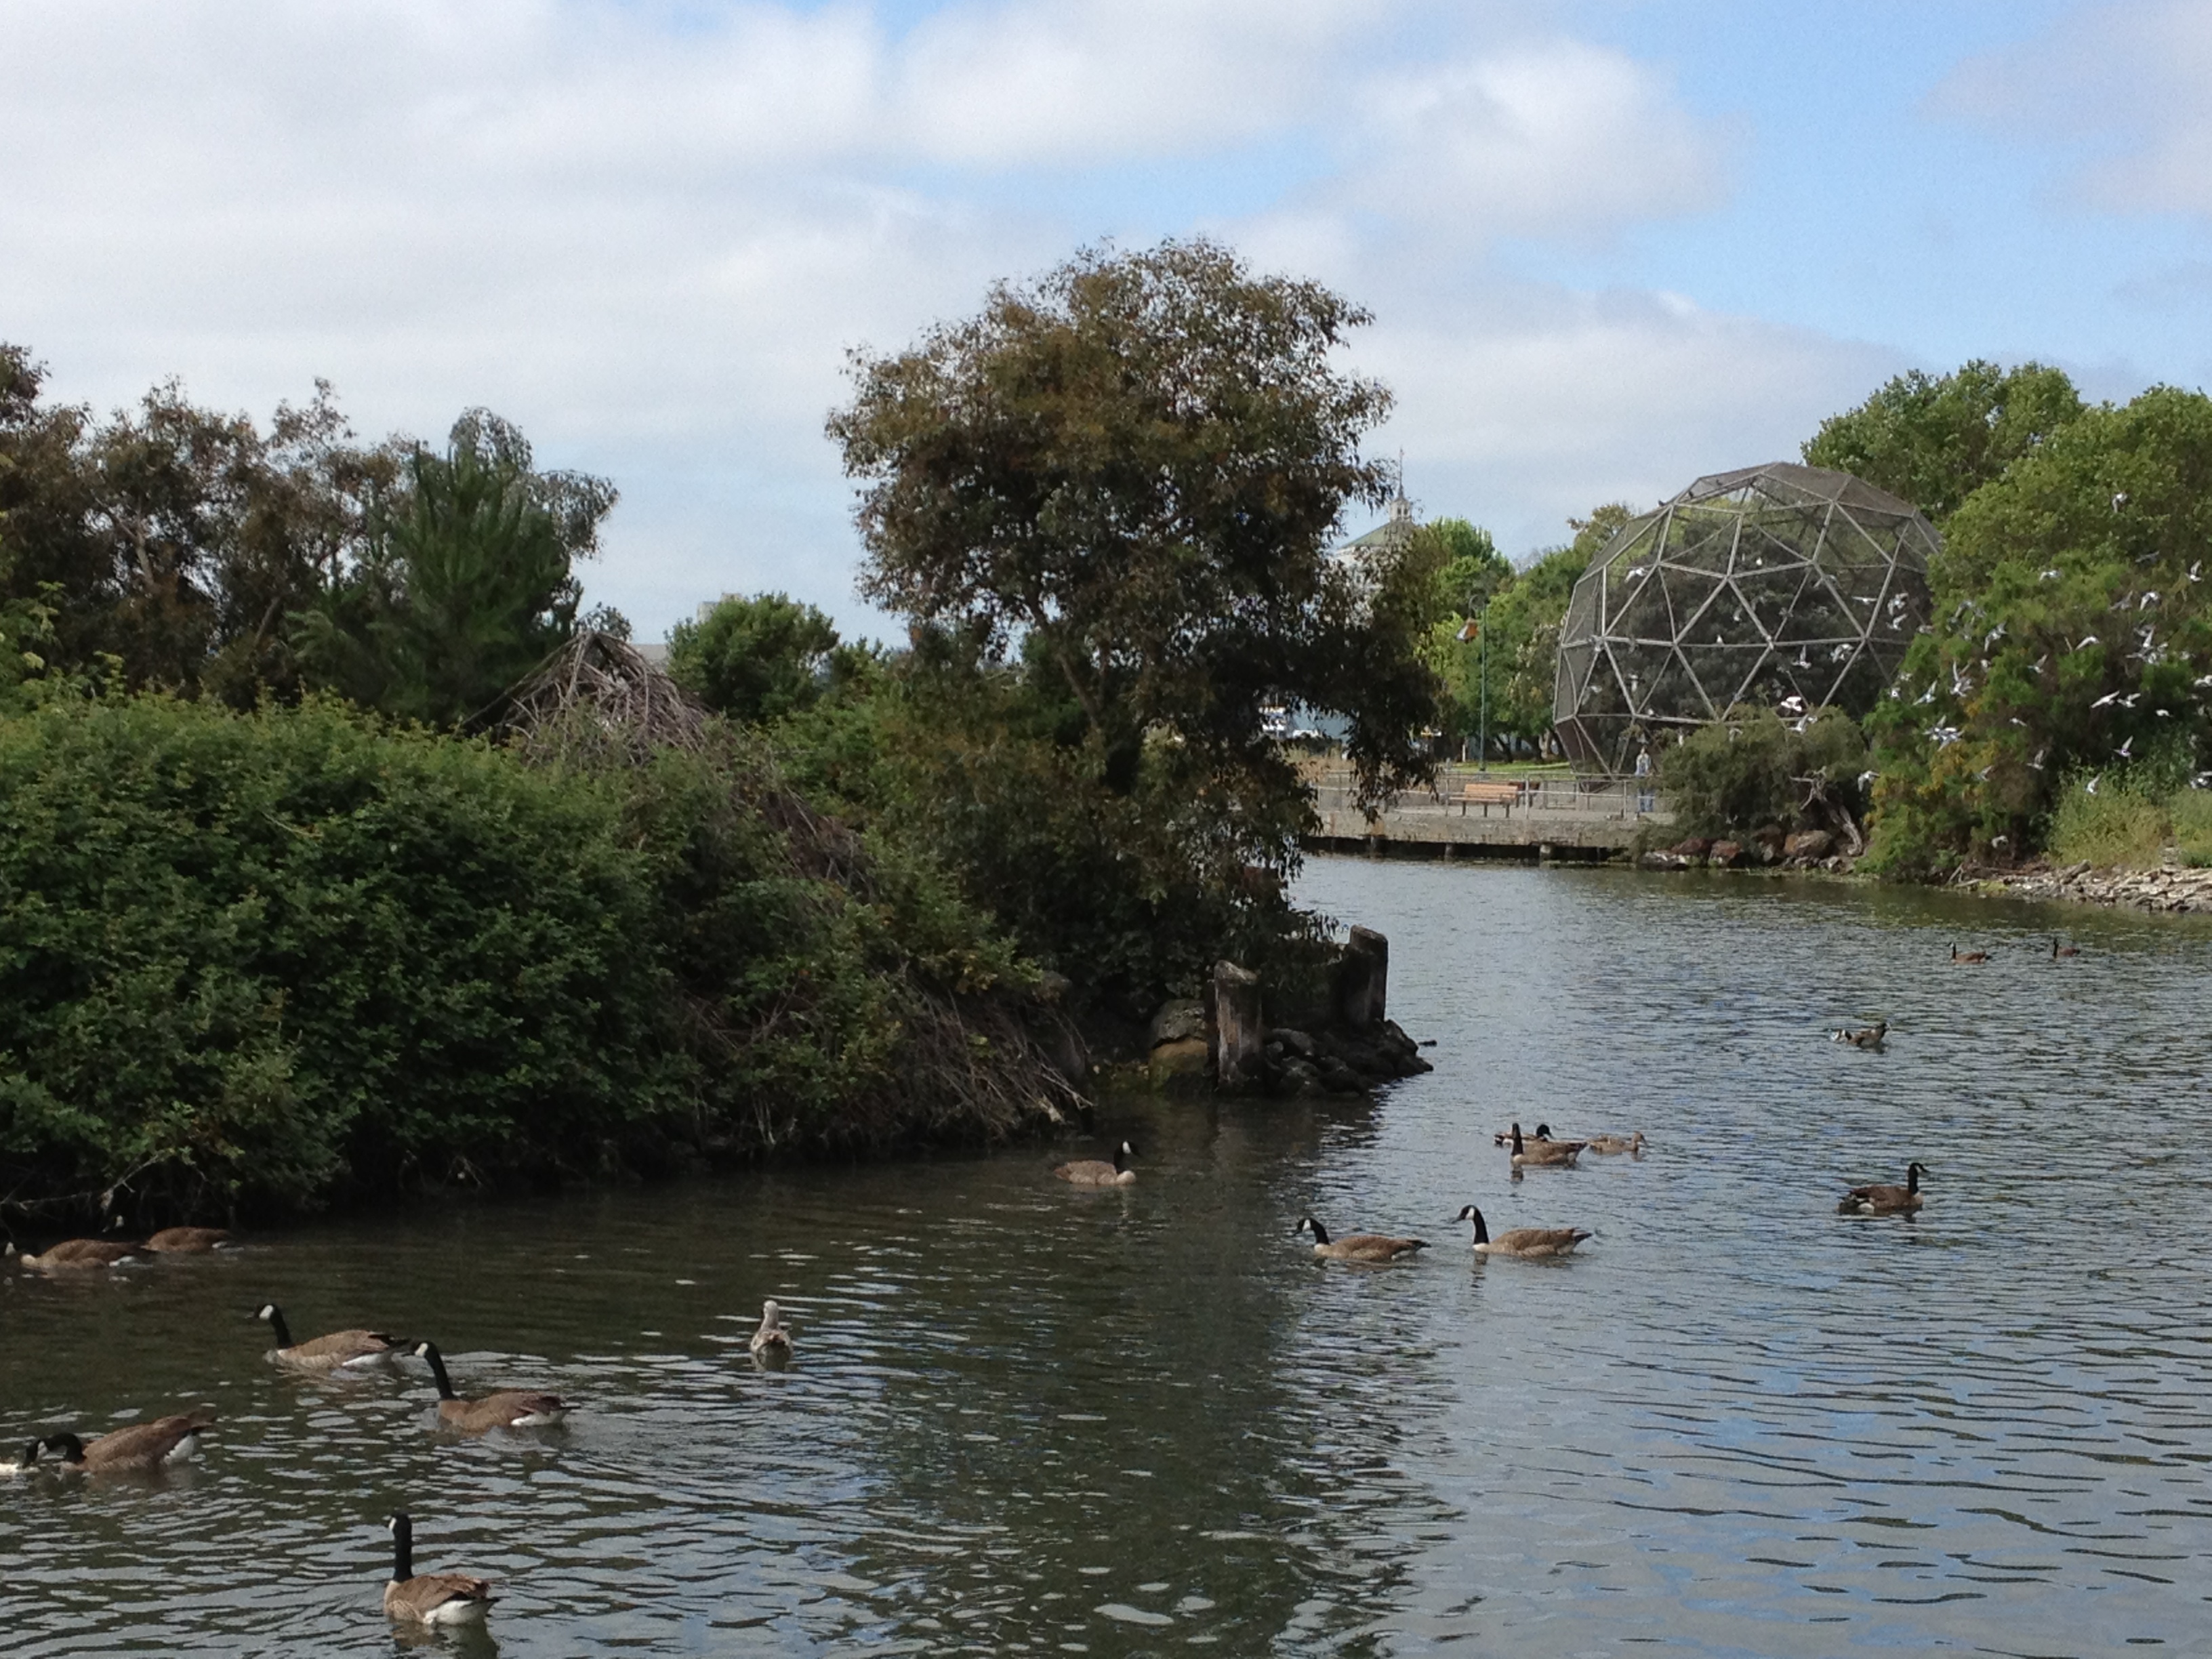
[0,0,1845,634]
[1357,288,1902,556]
[1936,0,2212,219]
[1347,40,1730,245]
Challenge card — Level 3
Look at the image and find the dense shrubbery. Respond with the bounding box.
[1857,386,2212,874]
[0,695,1065,1223]
[1654,707,1869,844]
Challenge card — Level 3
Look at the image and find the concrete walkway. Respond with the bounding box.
[1303,768,1666,862]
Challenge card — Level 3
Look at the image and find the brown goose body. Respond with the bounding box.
[1457,1205,1591,1258]
[748,1298,794,1356]
[1054,1140,1136,1187]
[256,1303,403,1371]
[1830,1021,1887,1049]
[1839,1161,1927,1216]
[1294,1216,1427,1263]
[144,1227,229,1253]
[411,1343,567,1433]
[382,1513,493,1625]
[1508,1123,1584,1168]
[1950,943,1989,964]
[1584,1131,1647,1155]
[12,1238,139,1269]
[2052,938,2081,959]
[45,1411,214,1473]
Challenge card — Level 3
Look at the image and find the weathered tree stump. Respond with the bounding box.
[1212,960,1264,1094]
[1335,926,1389,1030]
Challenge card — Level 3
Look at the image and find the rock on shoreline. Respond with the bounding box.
[1973,861,2212,914]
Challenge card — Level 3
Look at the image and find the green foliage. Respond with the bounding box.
[1861,386,2212,873]
[0,344,401,703]
[1656,706,1868,839]
[771,628,1330,1021]
[0,695,1057,1223]
[2047,777,2173,870]
[667,592,848,724]
[1429,518,1511,615]
[295,412,613,726]
[830,237,1437,815]
[1803,359,2085,525]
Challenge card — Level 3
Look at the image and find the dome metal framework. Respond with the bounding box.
[1553,462,1937,775]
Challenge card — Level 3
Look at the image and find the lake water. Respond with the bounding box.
[5,861,2211,1657]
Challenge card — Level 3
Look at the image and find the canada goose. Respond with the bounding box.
[1293,1216,1426,1263]
[255,1303,404,1371]
[1830,1020,1887,1048]
[1491,1122,1561,1147]
[2052,938,2081,959]
[43,1411,214,1473]
[7,1237,139,1270]
[144,1227,229,1253]
[1054,1140,1136,1186]
[1508,1123,1583,1168]
[1584,1131,1647,1155]
[749,1298,794,1356]
[382,1513,495,1626]
[409,1342,567,1432]
[1838,1161,1929,1216]
[1950,944,1989,964]
[1456,1205,1591,1258]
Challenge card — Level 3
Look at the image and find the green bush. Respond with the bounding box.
[1655,706,1868,842]
[0,695,1060,1224]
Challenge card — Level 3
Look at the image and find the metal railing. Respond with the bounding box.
[1307,768,1665,821]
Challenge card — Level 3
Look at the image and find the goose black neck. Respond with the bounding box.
[14,1439,39,1470]
[1113,1144,1129,1174]
[419,1346,457,1401]
[1306,1218,1330,1246]
[264,1307,293,1350]
[43,1433,85,1465]
[1908,1164,1921,1193]
[390,1515,413,1582]
[1510,1124,1525,1152]
[1470,1210,1490,1245]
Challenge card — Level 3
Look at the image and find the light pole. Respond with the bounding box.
[1456,613,1488,769]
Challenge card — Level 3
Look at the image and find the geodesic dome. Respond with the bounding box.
[1553,462,1936,775]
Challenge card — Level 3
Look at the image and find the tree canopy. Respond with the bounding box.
[1862,385,2212,869]
[293,411,615,726]
[828,238,1436,810]
[1802,359,2085,525]
[667,592,848,725]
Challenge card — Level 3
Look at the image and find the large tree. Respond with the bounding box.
[827,239,1437,813]
[295,411,615,726]
[1803,359,2085,525]
[0,344,393,701]
[1863,386,2212,869]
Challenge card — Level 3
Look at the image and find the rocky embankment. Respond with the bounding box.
[1637,827,1855,873]
[1139,926,1435,1097]
[1972,860,2212,914]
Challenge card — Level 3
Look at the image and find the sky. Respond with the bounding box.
[7,0,2212,642]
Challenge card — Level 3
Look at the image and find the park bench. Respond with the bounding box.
[1456,781,1521,818]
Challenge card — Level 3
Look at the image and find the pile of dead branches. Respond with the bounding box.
[492,629,708,762]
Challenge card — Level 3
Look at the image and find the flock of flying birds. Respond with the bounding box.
[3,1229,795,1627]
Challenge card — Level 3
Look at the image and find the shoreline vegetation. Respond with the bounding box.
[8,243,2212,1230]
[1,242,1442,1232]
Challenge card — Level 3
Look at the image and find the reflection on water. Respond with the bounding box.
[4,862,2210,1656]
